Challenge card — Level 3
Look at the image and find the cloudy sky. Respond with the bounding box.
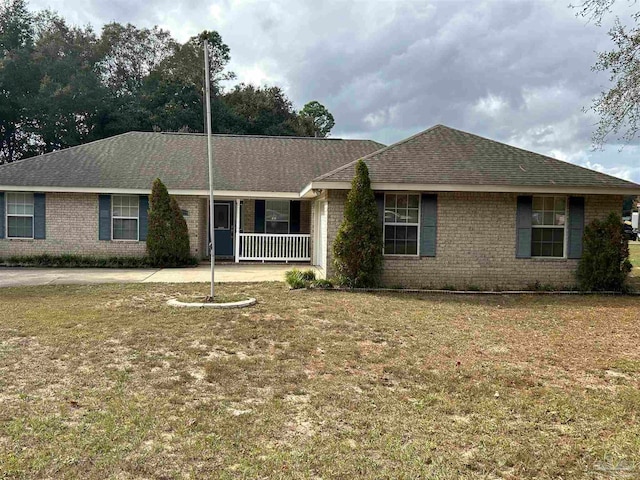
[30,0,640,182]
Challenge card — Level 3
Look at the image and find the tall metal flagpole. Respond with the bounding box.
[204,39,215,299]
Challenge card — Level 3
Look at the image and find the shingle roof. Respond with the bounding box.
[0,132,384,193]
[316,125,640,190]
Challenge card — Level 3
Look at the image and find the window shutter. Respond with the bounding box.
[420,194,437,257]
[255,200,265,233]
[34,193,46,239]
[375,193,384,229]
[567,196,585,259]
[290,200,301,233]
[99,195,111,240]
[516,196,533,258]
[139,195,149,241]
[0,192,4,239]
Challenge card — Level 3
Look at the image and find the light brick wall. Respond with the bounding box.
[324,190,623,290]
[0,193,206,259]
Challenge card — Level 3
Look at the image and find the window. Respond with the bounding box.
[6,192,34,239]
[112,195,139,240]
[214,203,230,229]
[265,200,289,234]
[384,193,420,255]
[532,196,566,257]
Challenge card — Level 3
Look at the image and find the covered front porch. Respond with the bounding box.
[207,197,314,263]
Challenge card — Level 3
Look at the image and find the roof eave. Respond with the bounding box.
[309,181,640,196]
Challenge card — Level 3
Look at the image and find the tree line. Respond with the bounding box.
[0,0,335,164]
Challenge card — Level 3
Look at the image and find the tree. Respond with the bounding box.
[332,159,383,287]
[157,30,234,97]
[97,23,176,97]
[146,178,191,266]
[576,211,632,290]
[222,83,312,136]
[575,0,640,146]
[0,0,37,163]
[300,100,335,137]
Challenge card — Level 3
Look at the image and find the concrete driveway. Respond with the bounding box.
[0,263,300,288]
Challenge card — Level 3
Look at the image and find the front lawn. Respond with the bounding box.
[1,283,639,478]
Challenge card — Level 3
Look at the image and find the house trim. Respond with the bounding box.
[0,185,301,199]
[300,181,640,198]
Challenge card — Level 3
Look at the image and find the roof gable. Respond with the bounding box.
[316,125,640,190]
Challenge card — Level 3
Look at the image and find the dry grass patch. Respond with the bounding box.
[0,283,639,478]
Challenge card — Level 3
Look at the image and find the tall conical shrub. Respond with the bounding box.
[576,212,632,291]
[333,159,383,287]
[146,178,191,266]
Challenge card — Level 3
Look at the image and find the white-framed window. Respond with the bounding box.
[531,195,566,258]
[112,195,139,241]
[265,200,289,234]
[384,193,420,255]
[6,192,34,239]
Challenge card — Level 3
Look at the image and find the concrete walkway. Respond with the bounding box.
[0,263,302,288]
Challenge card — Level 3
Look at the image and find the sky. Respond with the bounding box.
[29,0,640,183]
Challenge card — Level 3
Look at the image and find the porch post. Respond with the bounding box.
[234,198,241,263]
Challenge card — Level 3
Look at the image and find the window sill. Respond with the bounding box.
[5,237,35,241]
[528,257,574,262]
[383,254,421,259]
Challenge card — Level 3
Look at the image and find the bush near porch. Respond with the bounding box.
[1,283,640,478]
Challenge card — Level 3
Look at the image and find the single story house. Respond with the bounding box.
[1,125,639,289]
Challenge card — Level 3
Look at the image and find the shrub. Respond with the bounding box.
[332,159,383,287]
[146,178,191,267]
[312,278,334,289]
[285,268,308,289]
[0,254,199,268]
[576,212,632,291]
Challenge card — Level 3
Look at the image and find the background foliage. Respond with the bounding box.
[0,0,335,164]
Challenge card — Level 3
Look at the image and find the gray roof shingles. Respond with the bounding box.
[316,125,640,190]
[0,132,385,193]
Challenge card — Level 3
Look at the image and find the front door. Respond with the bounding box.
[213,201,234,257]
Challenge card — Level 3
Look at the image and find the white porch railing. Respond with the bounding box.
[238,233,311,261]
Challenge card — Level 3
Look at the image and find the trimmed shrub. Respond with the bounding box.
[576,212,632,291]
[0,254,197,268]
[332,159,383,287]
[146,178,191,267]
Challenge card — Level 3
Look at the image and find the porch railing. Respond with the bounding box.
[238,233,311,261]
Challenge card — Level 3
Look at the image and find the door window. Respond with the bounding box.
[214,204,230,230]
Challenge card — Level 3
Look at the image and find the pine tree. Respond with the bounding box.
[333,159,383,287]
[146,178,191,266]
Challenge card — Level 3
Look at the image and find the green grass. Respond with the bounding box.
[1,283,639,478]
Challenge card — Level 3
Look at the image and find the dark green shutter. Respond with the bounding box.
[420,194,437,257]
[290,200,300,233]
[99,195,111,240]
[34,193,46,239]
[0,192,4,239]
[139,195,149,241]
[516,196,532,258]
[375,193,384,229]
[567,196,585,259]
[255,200,265,233]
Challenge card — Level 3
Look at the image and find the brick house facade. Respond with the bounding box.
[1,126,638,287]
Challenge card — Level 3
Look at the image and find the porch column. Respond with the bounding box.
[234,198,241,263]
